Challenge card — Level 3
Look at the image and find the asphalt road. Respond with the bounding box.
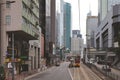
[69,63,102,80]
[28,62,72,80]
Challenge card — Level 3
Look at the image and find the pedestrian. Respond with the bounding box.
[7,62,13,76]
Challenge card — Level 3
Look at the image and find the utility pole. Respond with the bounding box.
[0,0,2,65]
[12,33,14,80]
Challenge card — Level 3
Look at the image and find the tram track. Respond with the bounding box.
[69,63,104,80]
[81,64,103,80]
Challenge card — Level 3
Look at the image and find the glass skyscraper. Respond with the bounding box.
[64,2,71,50]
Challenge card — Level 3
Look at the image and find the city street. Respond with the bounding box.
[1,0,120,80]
[69,63,102,80]
[25,62,103,80]
[27,62,72,80]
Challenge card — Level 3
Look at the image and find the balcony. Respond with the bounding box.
[22,10,36,25]
[6,0,40,40]
[22,0,39,18]
[7,23,39,40]
[22,24,39,40]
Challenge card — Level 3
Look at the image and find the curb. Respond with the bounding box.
[24,67,54,80]
[24,70,47,80]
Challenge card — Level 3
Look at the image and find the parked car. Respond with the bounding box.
[102,65,111,72]
[0,65,6,80]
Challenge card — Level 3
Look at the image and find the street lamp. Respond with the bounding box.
[0,1,15,80]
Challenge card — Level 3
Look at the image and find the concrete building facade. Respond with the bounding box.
[96,10,113,49]
[96,0,120,50]
[98,0,120,25]
[95,0,120,64]
[71,30,84,57]
[1,0,41,74]
[72,30,81,38]
[85,13,98,62]
[86,13,98,48]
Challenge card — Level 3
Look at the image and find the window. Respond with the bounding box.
[6,15,11,25]
[6,2,11,8]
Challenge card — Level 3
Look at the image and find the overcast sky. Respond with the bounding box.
[64,0,98,44]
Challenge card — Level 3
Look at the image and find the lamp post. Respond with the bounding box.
[0,1,15,80]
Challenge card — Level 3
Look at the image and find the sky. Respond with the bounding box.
[64,0,98,44]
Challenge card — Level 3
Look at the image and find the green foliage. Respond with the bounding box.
[0,66,5,80]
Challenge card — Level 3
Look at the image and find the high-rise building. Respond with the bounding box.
[97,0,120,49]
[39,0,45,60]
[86,12,98,48]
[72,30,81,38]
[64,2,71,50]
[85,13,98,62]
[98,0,120,25]
[108,0,120,10]
[45,0,51,65]
[98,0,108,25]
[45,0,62,64]
[95,0,120,64]
[45,0,64,65]
[71,30,83,56]
[56,0,64,49]
[1,0,41,73]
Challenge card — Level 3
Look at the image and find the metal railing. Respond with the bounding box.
[91,64,120,80]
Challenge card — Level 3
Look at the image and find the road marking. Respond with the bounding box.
[82,64,102,80]
[80,65,90,80]
[77,68,81,80]
[75,68,80,80]
[68,68,73,80]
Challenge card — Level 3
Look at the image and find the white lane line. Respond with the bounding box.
[68,68,73,80]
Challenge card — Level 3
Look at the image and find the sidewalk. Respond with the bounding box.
[6,70,37,80]
[6,66,48,80]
